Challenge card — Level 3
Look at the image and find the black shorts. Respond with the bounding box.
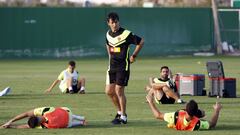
[160,93,175,104]
[66,85,80,93]
[107,70,130,86]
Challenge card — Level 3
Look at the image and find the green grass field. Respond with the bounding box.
[0,56,240,135]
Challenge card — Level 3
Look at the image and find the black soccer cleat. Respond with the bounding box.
[120,118,127,124]
[120,114,127,124]
[69,90,74,94]
[79,90,85,94]
[111,118,121,124]
[111,113,121,125]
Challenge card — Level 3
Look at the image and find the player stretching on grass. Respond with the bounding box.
[105,12,144,124]
[45,60,86,94]
[145,66,184,104]
[146,92,222,131]
[1,107,86,129]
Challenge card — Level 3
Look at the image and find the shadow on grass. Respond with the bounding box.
[215,124,240,130]
[84,92,105,95]
[199,101,240,105]
[74,119,160,129]
[0,94,47,100]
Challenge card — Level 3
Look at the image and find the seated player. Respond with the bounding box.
[45,60,86,94]
[146,92,222,131]
[1,106,86,129]
[145,66,184,104]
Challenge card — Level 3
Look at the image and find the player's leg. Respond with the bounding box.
[115,85,127,124]
[162,86,184,103]
[146,91,165,120]
[77,77,86,94]
[145,77,154,92]
[115,71,129,124]
[106,84,122,124]
[62,107,86,128]
[105,71,121,124]
[59,83,68,93]
[70,114,87,127]
[145,85,152,92]
[66,77,74,94]
[153,89,164,104]
[105,84,121,111]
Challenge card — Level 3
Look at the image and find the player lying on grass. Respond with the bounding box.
[45,60,86,94]
[146,92,222,131]
[145,66,184,104]
[1,107,86,129]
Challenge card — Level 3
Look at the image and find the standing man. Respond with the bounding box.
[45,60,86,94]
[105,12,144,124]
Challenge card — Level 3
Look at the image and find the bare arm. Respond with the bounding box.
[8,124,30,129]
[1,110,34,128]
[209,102,222,129]
[130,38,144,63]
[106,44,111,57]
[150,77,169,90]
[45,79,60,93]
[146,93,164,120]
[151,83,168,90]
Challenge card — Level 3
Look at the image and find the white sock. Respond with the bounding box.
[71,120,85,127]
[69,86,73,91]
[80,86,85,91]
[79,120,85,125]
[177,99,182,103]
[120,115,127,121]
[72,115,85,120]
[117,111,122,115]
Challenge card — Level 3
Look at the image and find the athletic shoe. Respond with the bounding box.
[112,118,121,124]
[120,114,128,124]
[0,87,11,96]
[120,118,127,124]
[69,90,74,94]
[79,90,85,94]
[111,113,121,125]
[177,99,186,104]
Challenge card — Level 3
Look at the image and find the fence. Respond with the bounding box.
[0,7,237,58]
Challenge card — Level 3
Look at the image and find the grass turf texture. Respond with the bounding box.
[0,56,239,135]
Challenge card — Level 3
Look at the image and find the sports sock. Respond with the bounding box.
[79,120,85,125]
[117,111,122,115]
[72,115,85,121]
[177,99,183,103]
[120,115,127,121]
[71,120,85,127]
[80,86,85,91]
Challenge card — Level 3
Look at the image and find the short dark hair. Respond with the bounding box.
[28,116,39,128]
[195,109,205,118]
[107,12,119,22]
[186,100,199,117]
[160,66,169,71]
[68,60,76,67]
